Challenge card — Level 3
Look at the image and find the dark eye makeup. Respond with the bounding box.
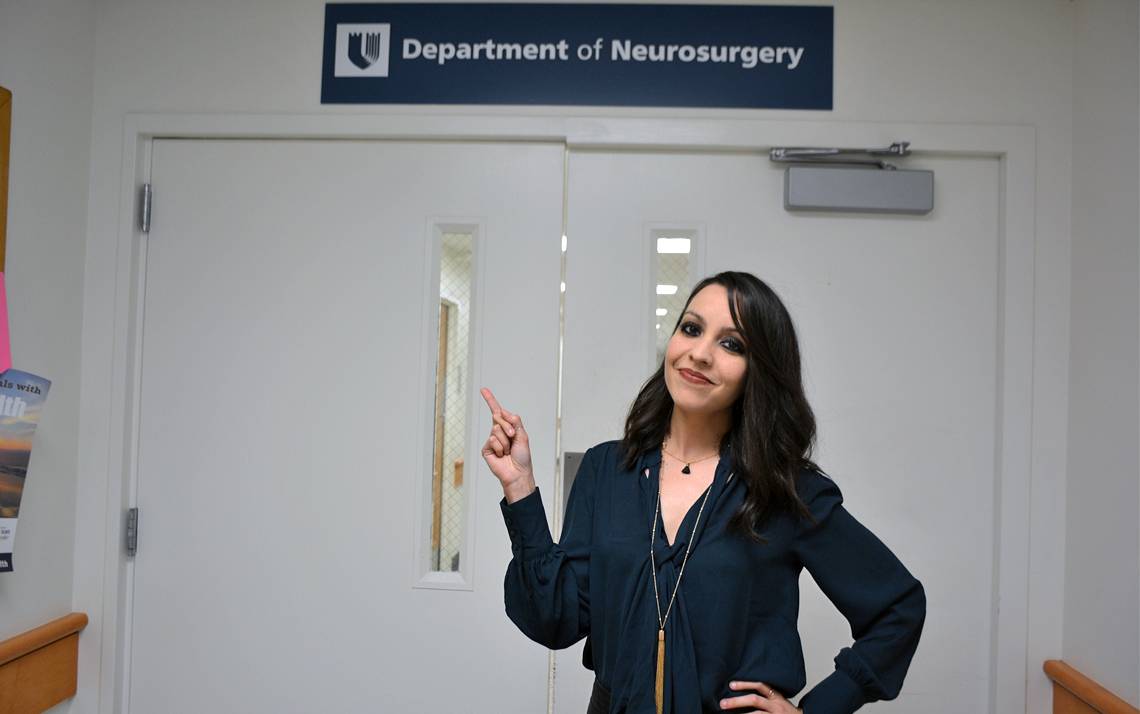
[679,321,745,354]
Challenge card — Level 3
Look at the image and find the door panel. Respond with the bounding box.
[556,149,999,713]
[130,139,564,713]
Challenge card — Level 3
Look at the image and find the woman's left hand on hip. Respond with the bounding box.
[719,680,803,712]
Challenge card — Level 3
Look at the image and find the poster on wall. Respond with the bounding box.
[321,3,833,109]
[0,369,51,573]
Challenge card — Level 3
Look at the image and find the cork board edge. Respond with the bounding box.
[0,85,9,273]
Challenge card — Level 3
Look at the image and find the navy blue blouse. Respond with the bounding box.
[500,439,926,713]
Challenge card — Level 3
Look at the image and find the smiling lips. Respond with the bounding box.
[678,368,713,385]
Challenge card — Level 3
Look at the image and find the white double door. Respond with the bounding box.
[130,139,1000,713]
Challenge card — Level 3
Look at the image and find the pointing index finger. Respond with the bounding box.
[481,388,520,427]
[480,387,503,416]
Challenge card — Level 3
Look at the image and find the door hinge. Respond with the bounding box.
[126,507,139,557]
[139,183,152,233]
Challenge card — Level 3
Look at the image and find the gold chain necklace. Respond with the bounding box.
[661,439,721,475]
[650,469,714,714]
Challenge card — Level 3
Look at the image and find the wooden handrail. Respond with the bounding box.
[0,612,88,713]
[0,612,88,667]
[1044,659,1139,714]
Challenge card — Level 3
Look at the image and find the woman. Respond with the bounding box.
[482,271,926,714]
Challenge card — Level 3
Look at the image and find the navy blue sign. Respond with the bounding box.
[321,4,833,109]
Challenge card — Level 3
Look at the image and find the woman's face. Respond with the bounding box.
[663,284,748,415]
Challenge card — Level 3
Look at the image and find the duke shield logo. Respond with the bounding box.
[334,23,391,77]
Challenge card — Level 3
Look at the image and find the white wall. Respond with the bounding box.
[70,2,1077,713]
[0,0,93,646]
[0,0,1132,711]
[1065,0,1140,706]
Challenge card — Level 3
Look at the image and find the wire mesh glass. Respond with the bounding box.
[431,232,472,572]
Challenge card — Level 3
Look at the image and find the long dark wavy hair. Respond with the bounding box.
[620,271,822,542]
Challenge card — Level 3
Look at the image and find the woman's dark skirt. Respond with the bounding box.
[586,677,611,714]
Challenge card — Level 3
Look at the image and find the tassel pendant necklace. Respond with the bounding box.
[650,462,715,714]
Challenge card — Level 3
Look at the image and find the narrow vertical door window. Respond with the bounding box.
[431,231,473,572]
[654,231,695,364]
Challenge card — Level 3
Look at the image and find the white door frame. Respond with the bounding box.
[80,113,1040,714]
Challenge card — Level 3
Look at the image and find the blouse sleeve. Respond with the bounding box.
[791,470,927,714]
[499,446,597,650]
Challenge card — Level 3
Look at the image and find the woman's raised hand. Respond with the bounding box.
[480,388,535,499]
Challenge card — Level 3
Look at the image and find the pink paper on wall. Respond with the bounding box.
[0,273,10,374]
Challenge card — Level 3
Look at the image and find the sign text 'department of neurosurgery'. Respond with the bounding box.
[321,4,833,109]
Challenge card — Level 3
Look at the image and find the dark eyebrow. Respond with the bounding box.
[683,310,742,335]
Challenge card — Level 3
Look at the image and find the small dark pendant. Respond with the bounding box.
[681,464,691,474]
